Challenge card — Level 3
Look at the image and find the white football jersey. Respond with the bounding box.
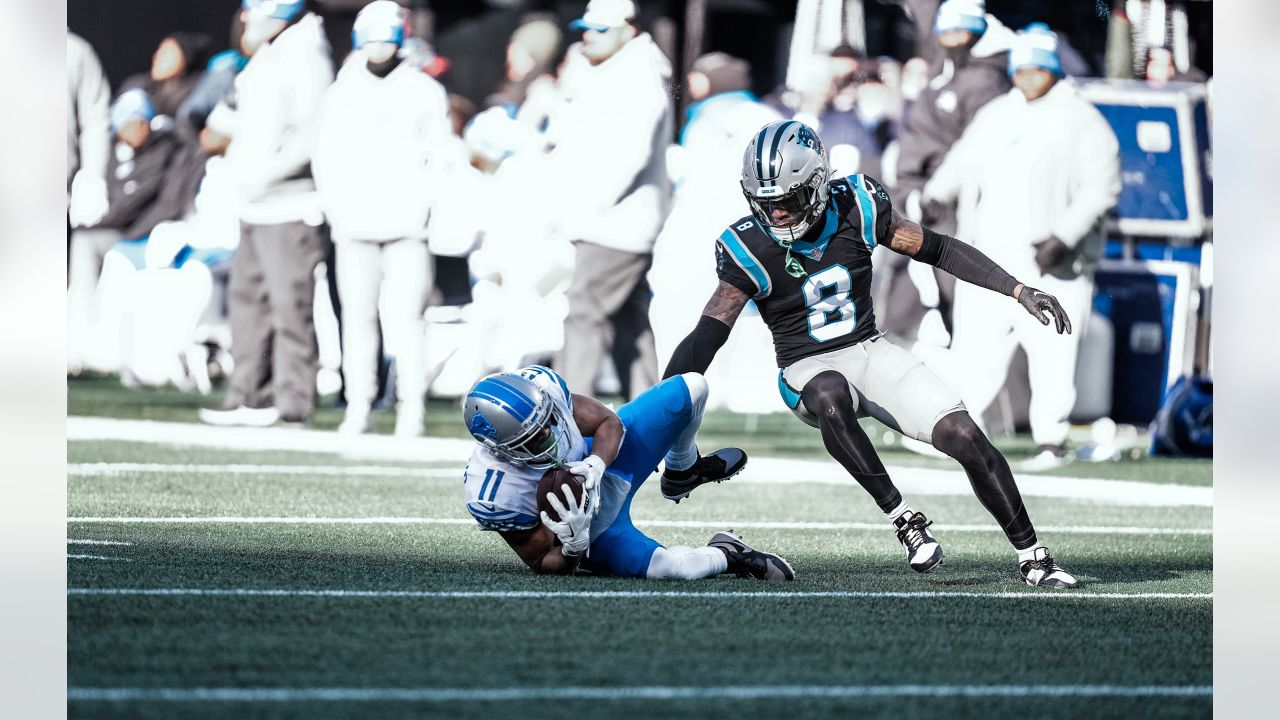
[463,366,586,532]
[463,365,628,537]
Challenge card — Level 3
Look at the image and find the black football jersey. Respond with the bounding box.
[716,174,894,368]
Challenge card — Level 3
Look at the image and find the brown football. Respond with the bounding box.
[537,467,584,522]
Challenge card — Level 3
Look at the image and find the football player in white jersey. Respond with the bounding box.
[462,366,794,580]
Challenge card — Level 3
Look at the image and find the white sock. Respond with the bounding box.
[1017,542,1046,563]
[645,545,729,580]
[663,373,708,472]
[886,501,913,524]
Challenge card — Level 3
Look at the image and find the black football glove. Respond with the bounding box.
[1016,285,1072,335]
[1032,236,1071,274]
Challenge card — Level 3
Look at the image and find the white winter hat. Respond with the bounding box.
[570,0,636,32]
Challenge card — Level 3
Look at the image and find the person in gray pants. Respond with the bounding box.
[198,0,334,427]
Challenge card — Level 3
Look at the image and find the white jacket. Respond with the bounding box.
[220,13,334,225]
[543,33,674,254]
[313,54,453,243]
[925,80,1120,278]
[67,32,111,188]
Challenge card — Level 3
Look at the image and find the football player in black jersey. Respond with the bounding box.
[664,120,1078,588]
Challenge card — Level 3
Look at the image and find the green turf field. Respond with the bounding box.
[67,378,1212,719]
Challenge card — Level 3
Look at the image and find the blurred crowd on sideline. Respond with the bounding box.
[67,0,1211,451]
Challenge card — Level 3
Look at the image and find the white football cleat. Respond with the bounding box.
[1020,547,1079,589]
[894,511,944,573]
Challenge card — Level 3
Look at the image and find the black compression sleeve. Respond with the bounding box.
[662,315,732,379]
[916,227,1020,297]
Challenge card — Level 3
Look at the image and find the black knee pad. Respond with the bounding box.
[932,412,997,464]
[800,371,858,427]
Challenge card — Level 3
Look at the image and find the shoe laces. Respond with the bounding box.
[1024,549,1059,573]
[898,514,933,552]
[695,453,727,477]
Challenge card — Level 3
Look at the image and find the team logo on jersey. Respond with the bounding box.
[469,412,498,439]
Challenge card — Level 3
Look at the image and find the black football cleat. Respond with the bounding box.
[894,511,944,573]
[1019,547,1080,589]
[660,448,747,502]
[707,530,795,581]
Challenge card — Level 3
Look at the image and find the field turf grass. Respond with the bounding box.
[67,377,1212,719]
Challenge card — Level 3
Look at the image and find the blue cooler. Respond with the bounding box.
[1076,80,1211,238]
[1091,259,1201,424]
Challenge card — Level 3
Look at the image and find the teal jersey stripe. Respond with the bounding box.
[848,175,878,251]
[719,228,771,298]
[789,205,840,260]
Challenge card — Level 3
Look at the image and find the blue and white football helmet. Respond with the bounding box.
[352,0,408,49]
[463,373,572,469]
[241,0,306,22]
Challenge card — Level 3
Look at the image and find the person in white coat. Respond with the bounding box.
[312,0,453,436]
[649,52,782,412]
[198,0,335,428]
[67,31,112,230]
[548,0,673,400]
[923,24,1120,469]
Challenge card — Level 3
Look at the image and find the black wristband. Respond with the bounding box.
[662,315,732,379]
[918,227,1019,297]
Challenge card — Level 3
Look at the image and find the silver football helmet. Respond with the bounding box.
[741,120,831,245]
[462,372,572,469]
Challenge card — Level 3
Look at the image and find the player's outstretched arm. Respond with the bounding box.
[884,207,1072,334]
[500,525,580,575]
[662,281,750,378]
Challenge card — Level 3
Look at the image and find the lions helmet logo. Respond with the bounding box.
[469,412,498,439]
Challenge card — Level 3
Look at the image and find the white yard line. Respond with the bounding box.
[67,684,1212,702]
[67,452,1212,508]
[69,463,458,479]
[64,515,1211,535]
[68,416,474,461]
[67,539,132,546]
[67,554,131,562]
[67,587,1211,600]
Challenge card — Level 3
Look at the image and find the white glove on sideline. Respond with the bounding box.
[566,454,606,517]
[69,170,109,228]
[540,483,593,557]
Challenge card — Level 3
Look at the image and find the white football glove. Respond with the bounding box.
[540,483,593,557]
[566,454,606,517]
[68,170,109,228]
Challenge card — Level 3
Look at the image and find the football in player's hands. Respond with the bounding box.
[537,467,584,522]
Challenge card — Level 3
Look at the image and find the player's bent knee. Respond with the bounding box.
[932,412,995,461]
[679,372,708,410]
[800,371,858,425]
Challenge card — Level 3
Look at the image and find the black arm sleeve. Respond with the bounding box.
[915,227,1020,297]
[662,315,732,379]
